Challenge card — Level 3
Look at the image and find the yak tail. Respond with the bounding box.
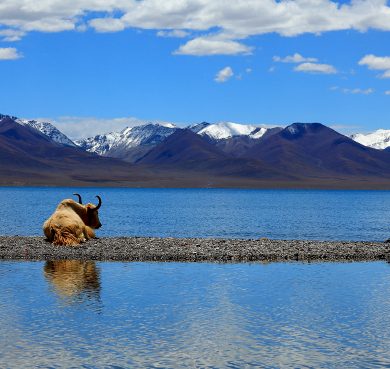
[50,225,80,246]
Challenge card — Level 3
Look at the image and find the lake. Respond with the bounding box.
[1,187,390,241]
[2,260,390,368]
[2,187,390,368]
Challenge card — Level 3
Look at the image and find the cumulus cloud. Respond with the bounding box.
[293,62,337,74]
[157,30,190,37]
[274,53,318,63]
[214,66,234,83]
[89,17,126,33]
[385,91,390,95]
[173,37,254,56]
[358,54,390,78]
[329,86,339,90]
[0,29,26,42]
[274,54,336,74]
[0,47,23,60]
[358,54,390,70]
[1,0,390,55]
[343,88,374,94]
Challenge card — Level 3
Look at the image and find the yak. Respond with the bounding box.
[43,193,102,246]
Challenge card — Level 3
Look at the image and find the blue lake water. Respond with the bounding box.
[2,260,390,368]
[1,187,390,241]
[2,187,390,368]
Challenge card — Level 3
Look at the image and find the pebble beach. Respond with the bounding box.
[1,235,390,263]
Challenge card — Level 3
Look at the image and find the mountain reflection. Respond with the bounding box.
[43,260,102,310]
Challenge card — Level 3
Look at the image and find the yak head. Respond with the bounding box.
[73,193,102,229]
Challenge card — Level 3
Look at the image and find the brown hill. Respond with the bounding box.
[240,123,390,177]
[3,118,390,189]
[136,129,230,165]
[215,127,283,157]
[0,118,155,186]
[136,128,302,182]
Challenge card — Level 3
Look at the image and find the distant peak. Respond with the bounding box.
[285,123,325,134]
[0,113,18,121]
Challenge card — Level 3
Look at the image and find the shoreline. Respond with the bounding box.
[1,236,390,263]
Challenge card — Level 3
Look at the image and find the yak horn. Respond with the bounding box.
[93,195,101,211]
[72,193,82,204]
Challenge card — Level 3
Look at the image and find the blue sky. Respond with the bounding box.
[0,0,389,139]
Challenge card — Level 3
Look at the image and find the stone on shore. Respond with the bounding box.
[1,236,389,263]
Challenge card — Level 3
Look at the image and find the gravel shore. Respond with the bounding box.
[1,235,390,263]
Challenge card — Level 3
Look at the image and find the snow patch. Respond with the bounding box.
[16,118,78,148]
[249,127,267,139]
[198,121,257,140]
[349,129,390,150]
[76,123,178,155]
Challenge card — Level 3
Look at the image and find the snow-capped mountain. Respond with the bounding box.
[108,123,179,156]
[0,113,278,160]
[16,118,78,148]
[197,121,259,142]
[74,131,122,155]
[0,113,78,148]
[76,121,271,158]
[248,127,269,139]
[349,129,390,150]
[188,122,210,133]
[75,123,179,156]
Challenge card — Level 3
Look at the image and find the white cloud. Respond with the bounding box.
[1,0,390,54]
[358,54,390,78]
[385,91,390,95]
[246,68,252,73]
[329,86,339,90]
[358,54,390,70]
[0,47,23,60]
[88,17,126,33]
[380,69,390,79]
[293,62,337,74]
[157,30,190,38]
[269,66,276,72]
[274,53,318,63]
[173,37,254,56]
[343,88,374,94]
[37,116,187,140]
[214,66,234,83]
[0,29,26,42]
[274,54,336,75]
[330,124,363,130]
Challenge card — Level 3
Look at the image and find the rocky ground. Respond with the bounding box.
[1,235,390,263]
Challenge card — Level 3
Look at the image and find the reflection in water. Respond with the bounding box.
[43,260,102,310]
[2,261,390,368]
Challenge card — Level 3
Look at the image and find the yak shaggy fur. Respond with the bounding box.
[43,198,102,246]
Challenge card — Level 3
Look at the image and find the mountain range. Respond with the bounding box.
[349,130,390,151]
[74,120,283,163]
[2,113,390,189]
[3,112,390,158]
[0,117,156,186]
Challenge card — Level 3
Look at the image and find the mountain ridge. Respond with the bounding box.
[4,112,390,154]
[240,123,390,177]
[136,129,230,165]
[3,113,390,189]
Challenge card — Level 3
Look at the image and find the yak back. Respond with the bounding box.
[56,199,100,228]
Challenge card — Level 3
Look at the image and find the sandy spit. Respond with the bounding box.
[1,236,390,263]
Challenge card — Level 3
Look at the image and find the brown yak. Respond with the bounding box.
[43,193,102,246]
